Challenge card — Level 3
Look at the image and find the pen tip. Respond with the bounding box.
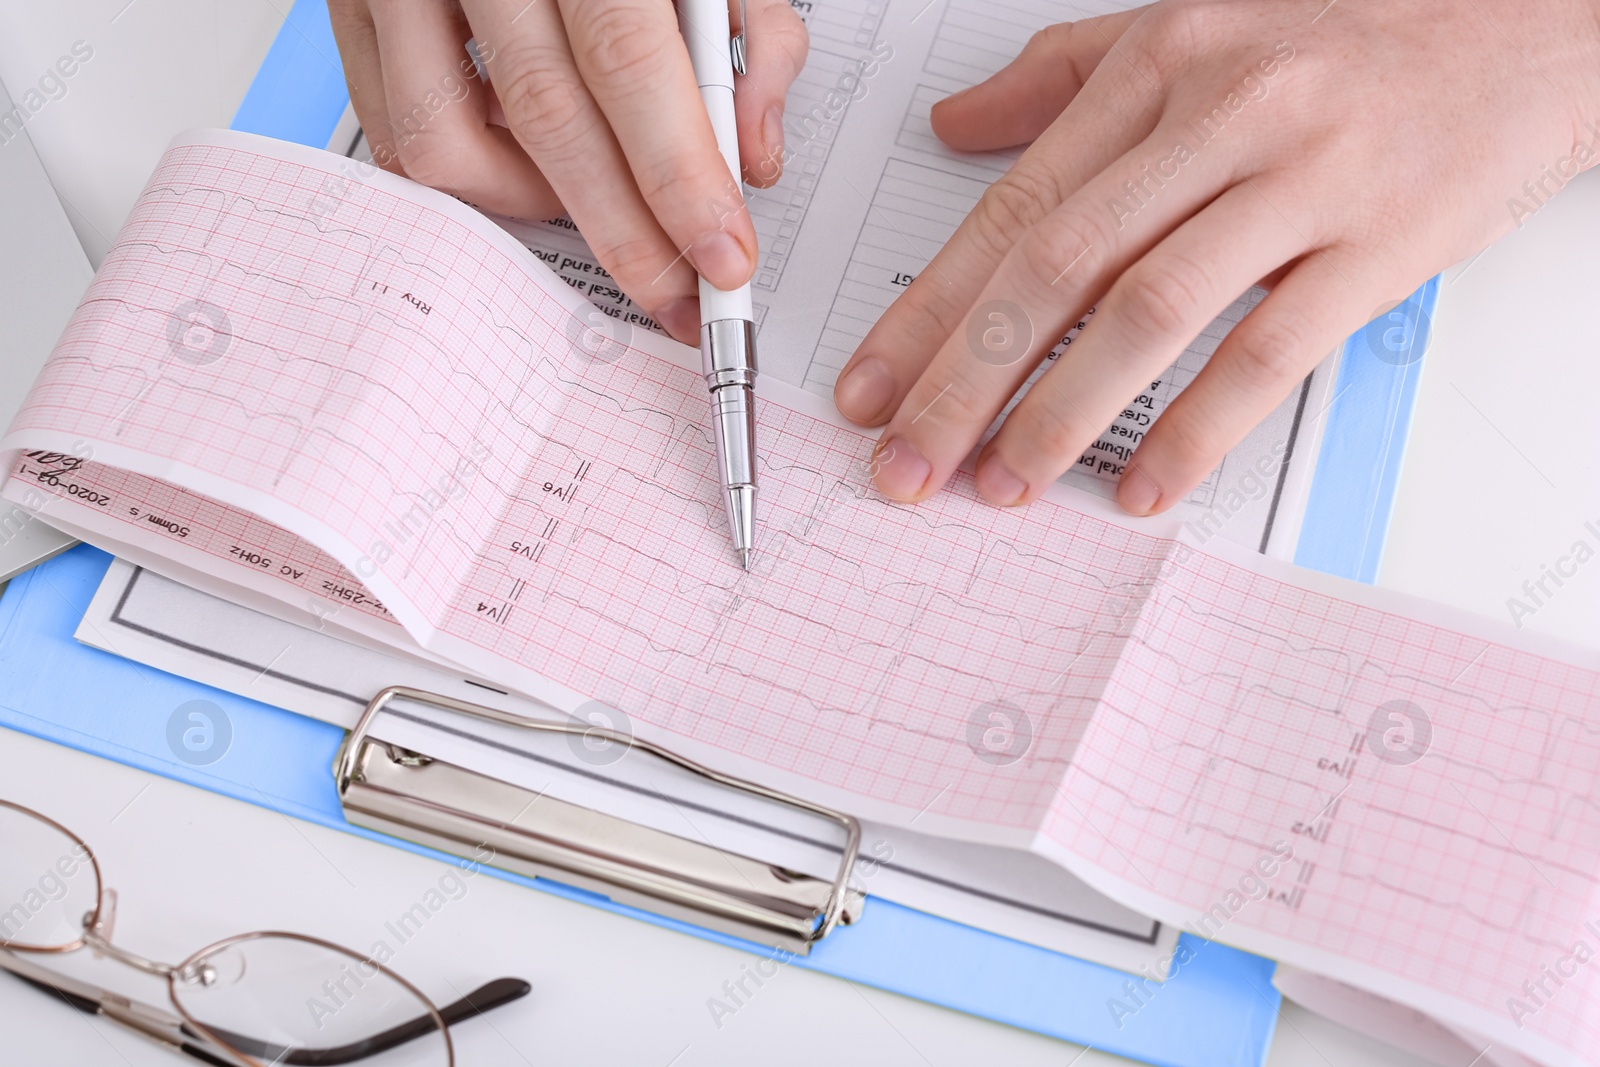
[739,548,750,571]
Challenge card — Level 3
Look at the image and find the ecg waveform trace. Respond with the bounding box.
[11,135,1600,1063]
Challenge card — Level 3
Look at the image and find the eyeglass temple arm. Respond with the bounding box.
[0,950,250,1067]
[2,949,528,1067]
[196,977,532,1066]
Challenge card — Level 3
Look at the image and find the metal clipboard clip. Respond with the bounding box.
[333,687,863,954]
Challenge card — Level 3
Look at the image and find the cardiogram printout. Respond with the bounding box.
[8,126,1600,1066]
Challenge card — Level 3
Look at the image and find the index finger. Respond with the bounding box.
[370,0,563,220]
[559,0,760,290]
[831,9,1155,428]
[464,0,703,342]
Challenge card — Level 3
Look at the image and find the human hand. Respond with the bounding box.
[329,0,809,344]
[833,0,1600,514]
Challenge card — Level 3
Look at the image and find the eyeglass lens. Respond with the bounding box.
[0,801,100,951]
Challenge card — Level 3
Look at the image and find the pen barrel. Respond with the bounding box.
[702,318,758,492]
[680,0,736,91]
[680,0,752,322]
[695,83,753,322]
[710,385,756,489]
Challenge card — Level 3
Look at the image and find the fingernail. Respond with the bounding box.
[1118,466,1162,515]
[873,436,931,500]
[835,357,895,423]
[975,452,1028,506]
[656,297,701,345]
[689,230,753,289]
[762,105,785,176]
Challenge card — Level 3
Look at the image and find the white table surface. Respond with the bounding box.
[3,3,1595,1065]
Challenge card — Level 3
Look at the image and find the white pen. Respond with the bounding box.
[679,0,759,570]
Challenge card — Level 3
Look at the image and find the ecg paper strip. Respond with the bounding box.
[1044,548,1600,1065]
[7,132,1600,1065]
[7,133,1140,830]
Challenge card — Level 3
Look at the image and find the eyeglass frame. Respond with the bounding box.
[0,797,528,1067]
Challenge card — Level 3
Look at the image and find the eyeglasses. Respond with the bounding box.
[0,798,529,1065]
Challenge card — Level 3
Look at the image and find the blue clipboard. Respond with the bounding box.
[0,3,1439,1065]
[1296,278,1437,582]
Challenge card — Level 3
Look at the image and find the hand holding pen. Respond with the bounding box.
[328,0,807,347]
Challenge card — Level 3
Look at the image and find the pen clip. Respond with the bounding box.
[731,0,748,76]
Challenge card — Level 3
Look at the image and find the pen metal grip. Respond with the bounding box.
[702,319,758,490]
[709,383,756,489]
[701,318,757,384]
